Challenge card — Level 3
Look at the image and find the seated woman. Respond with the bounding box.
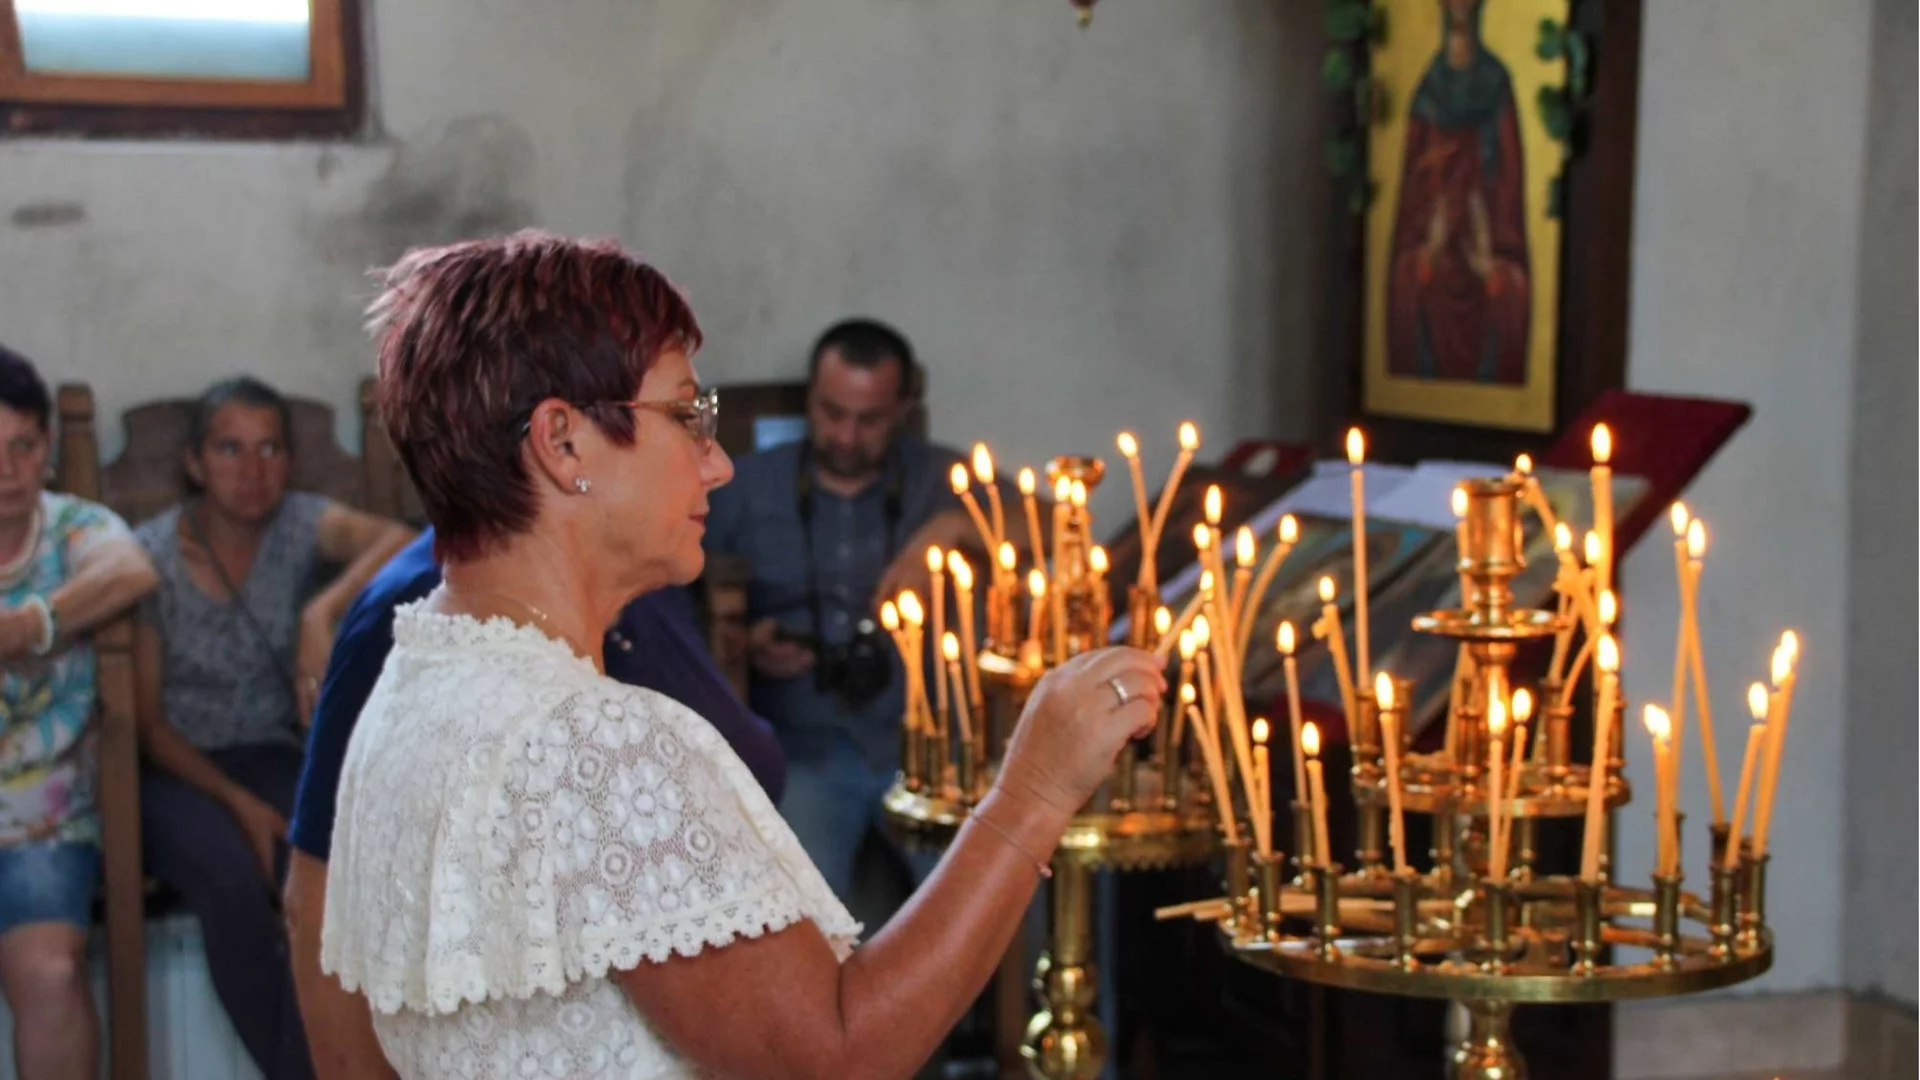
[0,345,159,1080]
[134,376,414,1080]
[324,232,1163,1079]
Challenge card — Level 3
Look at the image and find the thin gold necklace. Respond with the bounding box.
[451,588,555,629]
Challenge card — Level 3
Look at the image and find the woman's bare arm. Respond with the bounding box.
[285,851,401,1080]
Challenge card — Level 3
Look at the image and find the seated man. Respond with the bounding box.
[282,528,785,1080]
[704,318,1024,906]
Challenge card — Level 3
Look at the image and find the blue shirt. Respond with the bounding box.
[705,436,985,770]
[288,529,786,860]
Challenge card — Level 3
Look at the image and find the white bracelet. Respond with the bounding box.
[23,596,55,656]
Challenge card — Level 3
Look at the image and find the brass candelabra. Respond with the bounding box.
[1162,473,1790,1080]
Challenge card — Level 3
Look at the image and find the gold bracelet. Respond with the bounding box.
[970,809,1053,879]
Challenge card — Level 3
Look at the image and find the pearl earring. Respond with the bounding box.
[574,477,592,494]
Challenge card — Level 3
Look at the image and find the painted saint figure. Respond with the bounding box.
[1387,0,1531,385]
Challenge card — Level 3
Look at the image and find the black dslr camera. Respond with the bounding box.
[813,617,894,709]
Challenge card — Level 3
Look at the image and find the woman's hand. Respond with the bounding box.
[296,606,334,725]
[226,790,289,883]
[994,646,1166,818]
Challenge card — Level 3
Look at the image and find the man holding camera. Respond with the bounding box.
[704,319,1015,903]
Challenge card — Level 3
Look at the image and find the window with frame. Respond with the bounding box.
[0,0,361,137]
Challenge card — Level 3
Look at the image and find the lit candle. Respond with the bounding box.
[1347,428,1371,686]
[1229,525,1255,648]
[1375,672,1408,874]
[1724,687,1768,872]
[1154,605,1172,645]
[1088,545,1111,639]
[1051,474,1071,578]
[1669,504,1692,795]
[1145,421,1201,575]
[1590,424,1614,592]
[1193,617,1221,777]
[1644,704,1676,878]
[1278,622,1307,803]
[1505,689,1533,854]
[1451,485,1472,596]
[1025,569,1046,653]
[1236,514,1299,662]
[1251,717,1273,857]
[927,546,947,717]
[1488,690,1510,880]
[949,463,996,557]
[898,591,929,736]
[972,444,1006,553]
[943,632,974,746]
[1684,519,1725,824]
[1174,631,1198,761]
[1018,467,1047,578]
[1580,634,1620,883]
[1314,575,1357,724]
[1303,722,1332,867]
[1750,635,1800,858]
[1515,452,1561,538]
[1117,432,1153,583]
[997,541,1019,645]
[946,553,981,710]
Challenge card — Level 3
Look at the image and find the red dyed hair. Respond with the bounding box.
[368,230,702,560]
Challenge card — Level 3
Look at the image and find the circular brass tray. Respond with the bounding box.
[1352,757,1632,819]
[1412,608,1564,643]
[1219,877,1772,1004]
[883,775,1217,872]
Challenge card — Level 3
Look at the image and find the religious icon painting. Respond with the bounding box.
[1362,0,1569,432]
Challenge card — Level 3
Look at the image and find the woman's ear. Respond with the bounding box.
[523,400,588,494]
[182,449,206,489]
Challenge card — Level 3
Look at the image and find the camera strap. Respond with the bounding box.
[795,442,905,643]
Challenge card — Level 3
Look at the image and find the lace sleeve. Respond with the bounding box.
[387,680,846,1014]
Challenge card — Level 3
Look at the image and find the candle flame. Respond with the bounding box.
[898,591,924,626]
[1019,467,1036,496]
[1599,589,1618,626]
[1204,485,1223,525]
[1748,682,1769,720]
[1116,431,1139,458]
[1053,475,1071,502]
[1277,621,1296,655]
[926,545,944,573]
[1374,672,1395,710]
[1515,452,1534,475]
[1193,523,1212,551]
[881,601,900,631]
[972,444,995,484]
[1302,721,1322,757]
[1192,615,1211,647]
[942,632,960,662]
[1780,629,1799,662]
[1199,570,1215,593]
[1451,486,1468,518]
[1253,717,1270,744]
[1235,526,1255,568]
[1597,634,1620,673]
[1028,568,1046,598]
[1584,530,1603,566]
[1178,421,1200,451]
[1178,628,1197,660]
[1687,519,1707,559]
[1591,423,1613,465]
[1771,645,1791,687]
[1180,682,1197,704]
[947,553,974,589]
[1555,522,1573,552]
[1671,501,1690,535]
[1071,480,1087,507]
[1643,703,1671,741]
[1089,546,1109,575]
[1488,692,1508,736]
[998,542,1016,572]
[1346,427,1366,465]
[1154,606,1172,635]
[1318,575,1336,603]
[1512,687,1534,723]
[949,463,970,494]
[1279,514,1299,543]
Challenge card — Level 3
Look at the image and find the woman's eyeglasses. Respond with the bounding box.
[516,388,722,451]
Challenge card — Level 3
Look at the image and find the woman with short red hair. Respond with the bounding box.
[322,231,1163,1080]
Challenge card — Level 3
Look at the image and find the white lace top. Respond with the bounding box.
[321,605,861,1079]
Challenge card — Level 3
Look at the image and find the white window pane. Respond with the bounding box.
[16,2,312,82]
